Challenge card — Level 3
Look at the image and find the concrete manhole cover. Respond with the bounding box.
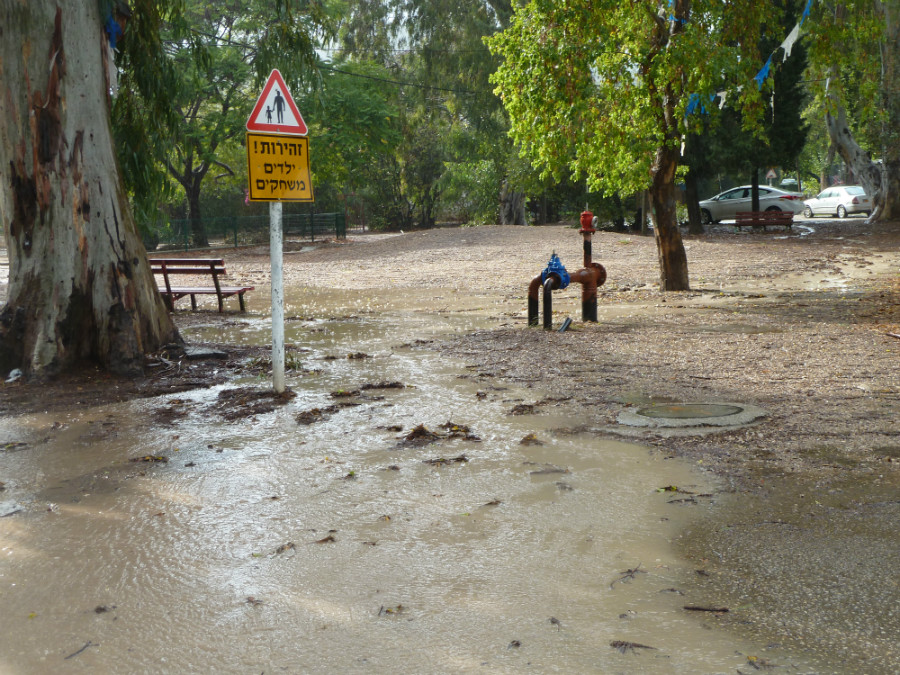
[636,403,744,419]
[618,402,766,429]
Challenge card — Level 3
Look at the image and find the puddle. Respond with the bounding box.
[0,290,831,673]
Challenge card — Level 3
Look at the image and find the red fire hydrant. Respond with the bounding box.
[580,210,595,233]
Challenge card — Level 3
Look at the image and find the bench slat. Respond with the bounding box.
[148,258,225,265]
[150,267,227,275]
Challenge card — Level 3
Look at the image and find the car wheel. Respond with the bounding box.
[700,209,712,225]
[837,204,847,218]
[764,205,782,212]
[804,206,813,218]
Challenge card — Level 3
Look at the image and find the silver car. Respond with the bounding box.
[803,186,871,218]
[699,185,805,224]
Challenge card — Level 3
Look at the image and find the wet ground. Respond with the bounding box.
[0,287,836,674]
[1,218,899,673]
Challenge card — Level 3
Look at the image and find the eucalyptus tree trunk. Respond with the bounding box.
[825,1,900,221]
[0,1,179,378]
[826,104,899,221]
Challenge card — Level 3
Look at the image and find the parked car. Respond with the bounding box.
[699,185,805,224]
[803,185,871,218]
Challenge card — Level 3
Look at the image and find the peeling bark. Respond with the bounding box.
[825,105,886,219]
[0,1,179,378]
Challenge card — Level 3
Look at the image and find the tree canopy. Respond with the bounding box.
[488,0,777,288]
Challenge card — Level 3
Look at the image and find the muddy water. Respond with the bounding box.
[1,288,828,674]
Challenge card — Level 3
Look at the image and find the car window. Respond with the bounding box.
[818,189,832,199]
[720,189,742,200]
[846,186,865,195]
[759,188,772,196]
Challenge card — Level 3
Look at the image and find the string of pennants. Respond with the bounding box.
[683,0,814,116]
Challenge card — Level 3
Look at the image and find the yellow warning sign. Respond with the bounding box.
[246,132,314,202]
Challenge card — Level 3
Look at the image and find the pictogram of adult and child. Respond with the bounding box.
[265,89,286,124]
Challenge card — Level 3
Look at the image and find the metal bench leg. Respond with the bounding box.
[238,293,246,312]
[190,294,197,310]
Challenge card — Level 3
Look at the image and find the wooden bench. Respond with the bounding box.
[734,211,793,229]
[149,258,254,312]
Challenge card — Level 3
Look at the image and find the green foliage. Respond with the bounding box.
[112,0,333,242]
[332,0,533,228]
[805,1,888,152]
[438,160,501,224]
[487,0,776,197]
[300,60,403,190]
[110,0,191,232]
[806,0,899,209]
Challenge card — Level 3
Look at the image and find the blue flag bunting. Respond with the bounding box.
[753,55,773,90]
[681,0,814,114]
[800,0,813,26]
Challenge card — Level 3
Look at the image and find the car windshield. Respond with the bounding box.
[846,186,865,195]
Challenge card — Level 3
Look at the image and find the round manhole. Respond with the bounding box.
[636,403,744,419]
[617,401,767,430]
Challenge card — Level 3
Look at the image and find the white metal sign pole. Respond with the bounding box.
[270,201,286,393]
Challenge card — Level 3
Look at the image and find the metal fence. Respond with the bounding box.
[144,212,348,252]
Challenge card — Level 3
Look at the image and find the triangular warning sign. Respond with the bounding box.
[246,69,308,135]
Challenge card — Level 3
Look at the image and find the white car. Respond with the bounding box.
[803,186,871,218]
[699,185,805,224]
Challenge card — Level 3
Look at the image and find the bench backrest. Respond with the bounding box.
[149,258,226,275]
[148,258,226,294]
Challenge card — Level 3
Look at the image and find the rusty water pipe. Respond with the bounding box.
[573,210,606,322]
[526,211,607,329]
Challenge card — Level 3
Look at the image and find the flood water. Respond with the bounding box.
[1,287,832,673]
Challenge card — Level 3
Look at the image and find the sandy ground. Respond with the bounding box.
[211,220,900,477]
[5,218,897,476]
[2,218,899,670]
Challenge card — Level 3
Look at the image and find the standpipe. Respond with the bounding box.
[527,210,607,329]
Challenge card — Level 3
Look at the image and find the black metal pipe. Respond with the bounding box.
[543,277,556,330]
[528,297,539,326]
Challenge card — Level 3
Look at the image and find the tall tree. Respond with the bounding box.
[158,0,330,247]
[336,0,524,228]
[0,0,179,378]
[807,0,899,220]
[489,0,775,290]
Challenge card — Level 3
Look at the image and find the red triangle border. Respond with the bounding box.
[246,69,308,135]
